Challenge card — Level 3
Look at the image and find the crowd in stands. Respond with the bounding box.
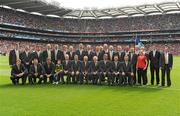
[0,39,180,56]
[1,8,180,32]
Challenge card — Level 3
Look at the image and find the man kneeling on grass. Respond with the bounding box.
[10,59,27,85]
[43,58,55,84]
[29,58,45,84]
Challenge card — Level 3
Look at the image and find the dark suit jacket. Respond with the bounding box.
[29,63,45,75]
[89,61,100,72]
[81,61,91,72]
[31,51,43,63]
[98,60,112,72]
[42,50,54,62]
[101,50,110,60]
[129,52,138,67]
[75,50,86,61]
[61,51,67,61]
[121,61,133,73]
[94,52,103,61]
[51,49,62,63]
[108,51,115,61]
[71,60,82,72]
[11,64,27,77]
[20,51,31,66]
[67,51,75,60]
[159,53,173,69]
[43,62,55,75]
[84,50,95,61]
[149,51,160,68]
[113,51,125,62]
[62,60,72,72]
[9,49,20,66]
[112,61,122,72]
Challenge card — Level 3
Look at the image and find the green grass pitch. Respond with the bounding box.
[0,56,180,116]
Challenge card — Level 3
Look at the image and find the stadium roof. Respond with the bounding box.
[1,0,180,19]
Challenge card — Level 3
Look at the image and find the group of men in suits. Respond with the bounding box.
[9,43,173,87]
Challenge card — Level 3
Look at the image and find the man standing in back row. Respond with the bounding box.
[159,46,173,87]
[149,46,161,85]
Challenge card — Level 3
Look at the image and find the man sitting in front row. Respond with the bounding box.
[43,58,55,83]
[10,59,27,85]
[29,58,45,84]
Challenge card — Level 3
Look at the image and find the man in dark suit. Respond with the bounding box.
[29,58,45,84]
[160,47,173,87]
[121,55,134,85]
[43,58,55,83]
[52,44,63,64]
[84,45,94,61]
[43,44,53,62]
[61,45,68,61]
[108,45,115,61]
[31,45,43,63]
[112,56,123,85]
[62,54,72,84]
[10,59,27,85]
[9,43,20,66]
[98,54,112,85]
[67,46,75,60]
[149,46,161,85]
[20,46,31,72]
[129,47,138,85]
[94,46,103,61]
[75,43,86,61]
[81,56,91,84]
[71,55,83,84]
[114,45,125,62]
[89,56,100,85]
[100,44,109,60]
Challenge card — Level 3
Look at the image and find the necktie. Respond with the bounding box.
[35,65,37,73]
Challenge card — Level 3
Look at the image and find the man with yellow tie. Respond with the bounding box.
[160,46,173,87]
